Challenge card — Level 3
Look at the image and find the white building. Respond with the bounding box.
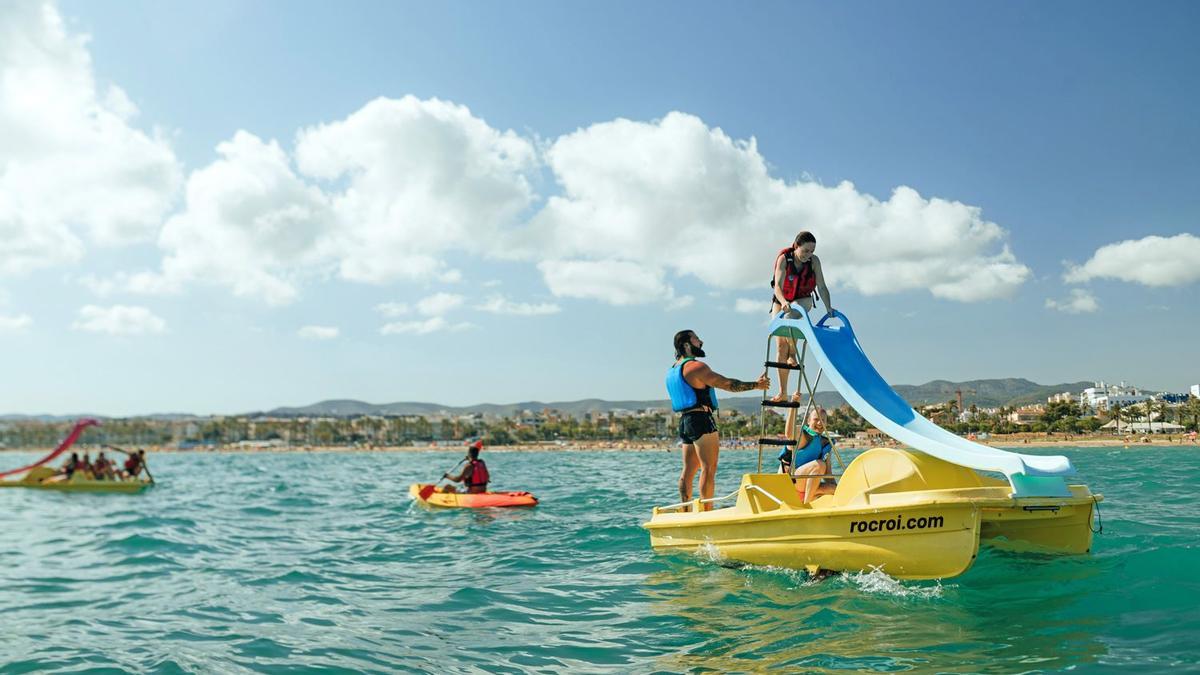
[1047,391,1076,404]
[1192,384,1200,398]
[1080,381,1151,411]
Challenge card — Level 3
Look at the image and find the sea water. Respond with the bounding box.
[0,446,1196,673]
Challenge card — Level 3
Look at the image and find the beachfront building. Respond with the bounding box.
[1007,406,1044,425]
[517,410,545,428]
[1080,381,1151,411]
[855,428,887,442]
[1047,392,1076,404]
[1191,384,1200,399]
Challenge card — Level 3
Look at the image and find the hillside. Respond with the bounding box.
[259,378,1096,418]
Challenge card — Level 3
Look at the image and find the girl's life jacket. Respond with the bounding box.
[771,247,817,302]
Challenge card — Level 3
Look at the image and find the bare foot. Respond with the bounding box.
[769,392,787,403]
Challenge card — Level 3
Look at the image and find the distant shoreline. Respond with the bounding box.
[4,434,1196,455]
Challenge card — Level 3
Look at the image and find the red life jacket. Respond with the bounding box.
[772,247,816,301]
[465,459,490,487]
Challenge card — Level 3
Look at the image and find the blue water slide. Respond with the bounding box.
[769,307,1074,497]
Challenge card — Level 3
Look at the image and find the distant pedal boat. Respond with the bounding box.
[409,483,538,508]
[0,466,153,493]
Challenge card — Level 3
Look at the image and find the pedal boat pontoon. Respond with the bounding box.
[644,448,1101,580]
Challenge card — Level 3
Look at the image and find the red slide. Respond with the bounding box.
[0,419,99,478]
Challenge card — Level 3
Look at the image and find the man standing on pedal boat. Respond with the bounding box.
[668,330,769,510]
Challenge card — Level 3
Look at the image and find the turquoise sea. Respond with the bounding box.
[1,446,1197,673]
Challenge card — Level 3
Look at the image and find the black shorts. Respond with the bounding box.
[679,411,718,444]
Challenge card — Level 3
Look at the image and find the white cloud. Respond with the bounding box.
[538,260,675,305]
[521,112,1029,304]
[669,295,695,311]
[480,295,560,316]
[78,271,179,297]
[295,96,537,285]
[138,131,334,305]
[415,292,465,316]
[380,316,471,335]
[107,96,537,305]
[0,1,181,277]
[1045,289,1100,314]
[374,301,410,318]
[734,298,765,313]
[1065,234,1200,287]
[298,325,338,340]
[376,292,474,333]
[71,305,166,335]
[0,313,32,333]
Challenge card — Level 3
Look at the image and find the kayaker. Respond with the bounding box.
[787,406,836,504]
[444,442,489,494]
[668,330,770,510]
[768,231,833,402]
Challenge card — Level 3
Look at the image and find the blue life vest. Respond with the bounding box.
[801,425,834,459]
[666,358,719,412]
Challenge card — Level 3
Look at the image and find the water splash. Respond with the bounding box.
[842,566,946,599]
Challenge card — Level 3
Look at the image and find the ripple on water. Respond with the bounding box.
[0,447,1196,672]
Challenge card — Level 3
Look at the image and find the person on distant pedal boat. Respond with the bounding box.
[781,406,836,504]
[443,441,489,494]
[60,452,81,478]
[79,452,95,479]
[769,231,833,402]
[122,450,145,479]
[93,451,114,480]
[668,330,770,510]
[42,452,82,484]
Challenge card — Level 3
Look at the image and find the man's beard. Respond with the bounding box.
[691,347,706,358]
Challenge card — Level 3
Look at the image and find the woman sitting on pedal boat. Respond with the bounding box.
[778,404,836,504]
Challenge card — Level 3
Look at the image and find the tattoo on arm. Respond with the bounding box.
[727,379,757,393]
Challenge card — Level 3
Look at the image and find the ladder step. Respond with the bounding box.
[764,360,804,371]
[757,438,793,446]
[761,400,801,408]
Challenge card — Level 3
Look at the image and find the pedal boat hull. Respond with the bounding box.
[644,448,1102,579]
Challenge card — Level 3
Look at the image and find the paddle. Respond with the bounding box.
[418,456,467,501]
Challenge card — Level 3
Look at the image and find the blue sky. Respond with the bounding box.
[1,0,1197,415]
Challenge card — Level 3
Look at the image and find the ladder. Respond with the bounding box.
[755,310,834,474]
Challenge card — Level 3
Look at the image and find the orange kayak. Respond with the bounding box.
[409,483,538,508]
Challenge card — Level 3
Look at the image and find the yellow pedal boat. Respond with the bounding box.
[644,448,1101,579]
[0,466,153,494]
